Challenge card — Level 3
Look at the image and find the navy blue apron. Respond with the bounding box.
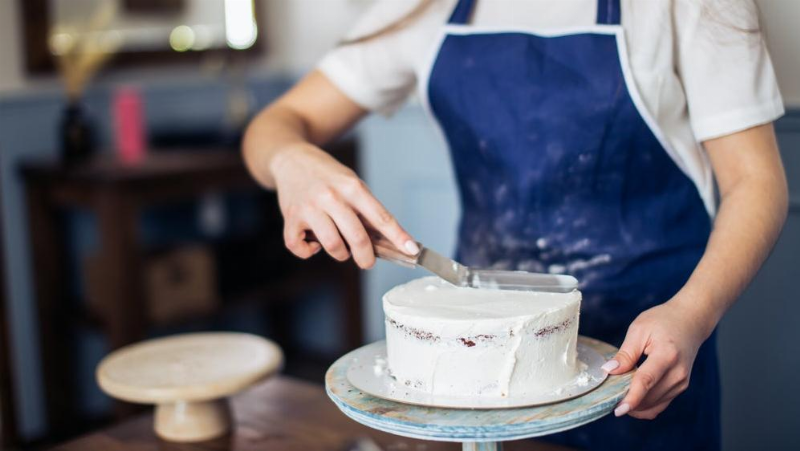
[421,0,720,449]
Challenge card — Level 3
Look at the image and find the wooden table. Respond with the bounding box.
[20,147,363,440]
[50,376,573,451]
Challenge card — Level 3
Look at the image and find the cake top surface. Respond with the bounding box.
[383,276,580,321]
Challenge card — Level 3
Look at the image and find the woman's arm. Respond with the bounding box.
[243,70,418,269]
[606,123,788,419]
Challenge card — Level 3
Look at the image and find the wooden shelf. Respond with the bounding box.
[20,143,363,442]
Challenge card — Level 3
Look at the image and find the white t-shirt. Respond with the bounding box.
[318,0,784,214]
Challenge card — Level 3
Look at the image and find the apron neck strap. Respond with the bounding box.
[596,0,621,25]
[449,0,621,26]
[448,0,476,24]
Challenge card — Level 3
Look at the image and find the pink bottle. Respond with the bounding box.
[113,86,147,165]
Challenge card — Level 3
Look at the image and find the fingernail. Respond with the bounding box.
[614,403,630,417]
[601,360,620,373]
[312,246,322,255]
[404,240,420,255]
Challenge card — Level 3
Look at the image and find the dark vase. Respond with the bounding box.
[60,101,96,165]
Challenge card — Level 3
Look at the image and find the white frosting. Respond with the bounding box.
[383,276,581,397]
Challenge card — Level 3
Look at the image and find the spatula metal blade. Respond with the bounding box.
[468,269,578,293]
[415,248,470,287]
[416,247,578,293]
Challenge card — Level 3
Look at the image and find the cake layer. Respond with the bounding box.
[383,276,581,398]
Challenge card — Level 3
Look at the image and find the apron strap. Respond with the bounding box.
[450,0,620,26]
[448,0,476,24]
[596,0,621,25]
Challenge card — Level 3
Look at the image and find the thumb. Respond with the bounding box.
[605,326,646,375]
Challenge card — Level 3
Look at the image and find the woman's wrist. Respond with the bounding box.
[665,288,723,341]
[268,142,313,183]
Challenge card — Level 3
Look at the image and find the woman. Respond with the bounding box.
[243,0,788,449]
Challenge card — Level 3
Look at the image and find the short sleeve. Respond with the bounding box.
[674,0,784,141]
[318,0,451,116]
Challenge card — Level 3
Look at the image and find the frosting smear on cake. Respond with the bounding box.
[383,276,581,398]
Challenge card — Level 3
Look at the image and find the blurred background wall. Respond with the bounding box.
[0,0,798,449]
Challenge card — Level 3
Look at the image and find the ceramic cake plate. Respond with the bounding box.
[326,336,633,444]
[344,338,606,409]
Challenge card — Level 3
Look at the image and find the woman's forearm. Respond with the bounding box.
[243,105,313,190]
[669,125,788,338]
[242,70,368,190]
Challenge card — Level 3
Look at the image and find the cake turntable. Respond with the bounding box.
[326,336,633,451]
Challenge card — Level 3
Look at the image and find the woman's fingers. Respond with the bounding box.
[343,178,419,255]
[629,385,680,419]
[284,216,322,259]
[615,347,675,417]
[632,367,690,414]
[324,199,376,269]
[606,324,647,375]
[628,399,672,420]
[305,210,350,262]
[629,364,691,419]
[282,173,413,266]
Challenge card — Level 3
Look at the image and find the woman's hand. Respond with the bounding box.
[602,299,713,420]
[242,71,417,268]
[270,143,418,269]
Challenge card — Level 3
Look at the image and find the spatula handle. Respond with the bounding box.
[370,234,420,268]
[304,231,420,268]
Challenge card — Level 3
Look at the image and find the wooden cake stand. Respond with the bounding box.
[97,332,283,442]
[326,336,632,451]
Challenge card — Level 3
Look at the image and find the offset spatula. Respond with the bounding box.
[371,236,578,293]
[307,232,578,293]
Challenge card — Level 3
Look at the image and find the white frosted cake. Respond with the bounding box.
[383,276,581,398]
